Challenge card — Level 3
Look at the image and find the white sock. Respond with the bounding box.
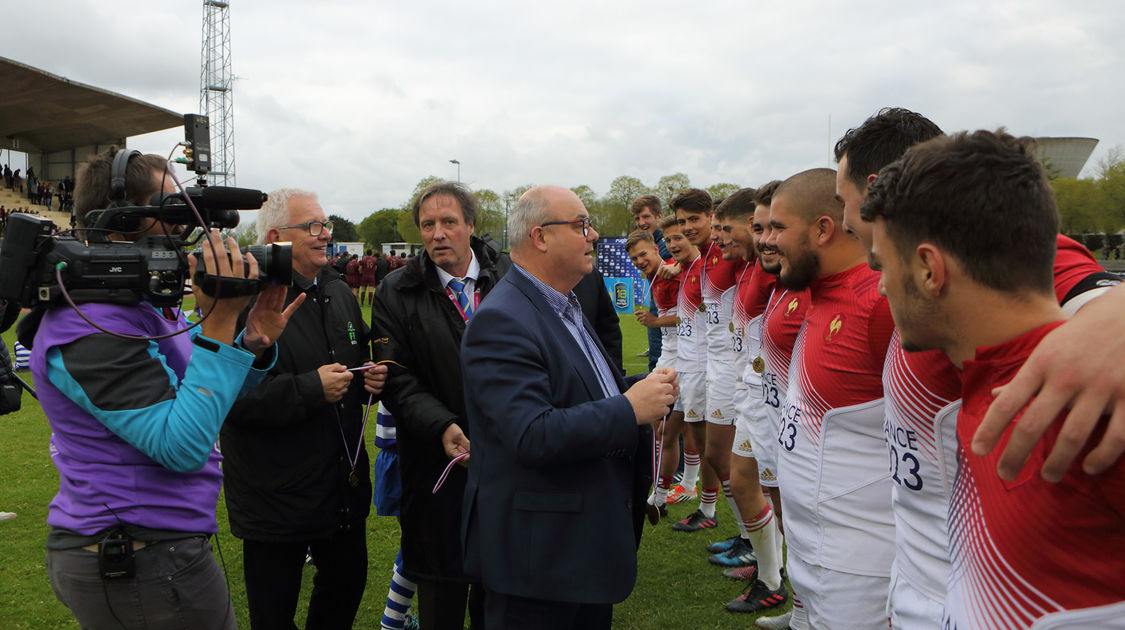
[744,504,782,590]
[700,486,718,518]
[681,449,700,488]
[655,476,672,506]
[721,476,747,537]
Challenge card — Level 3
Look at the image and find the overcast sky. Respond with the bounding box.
[7,0,1125,222]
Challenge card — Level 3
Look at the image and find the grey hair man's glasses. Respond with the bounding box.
[277,220,334,236]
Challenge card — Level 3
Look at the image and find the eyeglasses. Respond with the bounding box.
[539,216,594,238]
[277,220,334,236]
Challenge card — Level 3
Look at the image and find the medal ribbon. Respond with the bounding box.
[432,452,471,494]
[338,360,406,483]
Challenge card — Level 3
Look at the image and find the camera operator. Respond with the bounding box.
[28,147,304,629]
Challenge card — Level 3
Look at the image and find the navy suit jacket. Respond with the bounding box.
[460,266,652,604]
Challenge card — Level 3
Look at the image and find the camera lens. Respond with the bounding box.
[194,242,293,286]
[244,243,292,286]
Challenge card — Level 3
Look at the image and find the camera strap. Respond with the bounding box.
[193,272,262,298]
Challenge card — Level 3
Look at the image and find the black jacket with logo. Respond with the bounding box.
[222,267,372,541]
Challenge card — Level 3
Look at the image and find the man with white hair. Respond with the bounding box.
[461,185,678,629]
[222,188,388,630]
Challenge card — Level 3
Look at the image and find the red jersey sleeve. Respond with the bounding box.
[1053,234,1106,303]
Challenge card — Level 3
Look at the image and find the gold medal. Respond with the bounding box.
[728,322,734,333]
[752,356,765,374]
[675,316,682,325]
[699,303,706,313]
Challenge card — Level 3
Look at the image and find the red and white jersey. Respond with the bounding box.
[945,321,1125,630]
[675,255,707,372]
[701,243,740,369]
[760,286,809,424]
[732,261,775,389]
[651,261,681,358]
[883,332,961,603]
[776,263,896,576]
[888,234,1118,610]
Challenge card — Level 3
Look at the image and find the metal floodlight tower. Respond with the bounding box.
[200,0,236,185]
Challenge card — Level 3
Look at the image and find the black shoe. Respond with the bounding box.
[671,509,718,532]
[725,579,788,613]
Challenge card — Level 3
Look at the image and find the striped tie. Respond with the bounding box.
[448,277,472,319]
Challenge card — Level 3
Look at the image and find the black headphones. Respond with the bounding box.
[109,148,142,209]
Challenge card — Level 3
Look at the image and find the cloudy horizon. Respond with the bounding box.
[6,0,1124,222]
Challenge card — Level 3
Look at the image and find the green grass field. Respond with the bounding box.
[0,304,788,628]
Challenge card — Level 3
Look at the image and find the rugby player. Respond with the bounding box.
[626,228,685,516]
[764,169,895,629]
[663,217,705,505]
[712,189,788,614]
[670,189,740,532]
[864,128,1125,630]
[836,107,1118,627]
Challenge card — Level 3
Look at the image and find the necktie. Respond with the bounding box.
[448,277,472,319]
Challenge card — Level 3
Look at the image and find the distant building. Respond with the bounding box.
[1035,137,1099,178]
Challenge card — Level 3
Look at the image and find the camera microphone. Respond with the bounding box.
[189,186,268,210]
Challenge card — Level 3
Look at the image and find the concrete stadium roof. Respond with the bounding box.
[0,56,182,154]
[1035,136,1099,179]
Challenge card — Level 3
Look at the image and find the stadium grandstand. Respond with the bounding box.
[0,56,181,226]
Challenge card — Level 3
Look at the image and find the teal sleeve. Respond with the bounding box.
[48,332,256,472]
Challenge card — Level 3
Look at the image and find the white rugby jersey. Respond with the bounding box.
[701,244,739,374]
[675,255,706,373]
[883,331,961,604]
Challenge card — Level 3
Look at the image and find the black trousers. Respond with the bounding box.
[484,589,611,630]
[416,578,484,630]
[242,525,368,630]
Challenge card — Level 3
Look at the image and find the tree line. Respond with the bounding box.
[332,173,741,250]
[1053,147,1125,251]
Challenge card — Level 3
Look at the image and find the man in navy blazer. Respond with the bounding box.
[460,186,679,629]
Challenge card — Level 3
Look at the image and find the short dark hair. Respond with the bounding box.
[631,194,662,217]
[659,215,680,231]
[714,188,757,221]
[74,146,168,227]
[412,181,478,227]
[862,129,1057,296]
[754,180,782,207]
[670,188,713,216]
[834,107,944,190]
[625,229,656,251]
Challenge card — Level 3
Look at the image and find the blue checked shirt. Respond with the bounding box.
[512,264,618,399]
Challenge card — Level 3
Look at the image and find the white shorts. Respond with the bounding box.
[679,371,707,423]
[786,553,891,630]
[732,385,756,459]
[756,401,783,489]
[888,564,944,630]
[734,381,779,488]
[706,362,736,426]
